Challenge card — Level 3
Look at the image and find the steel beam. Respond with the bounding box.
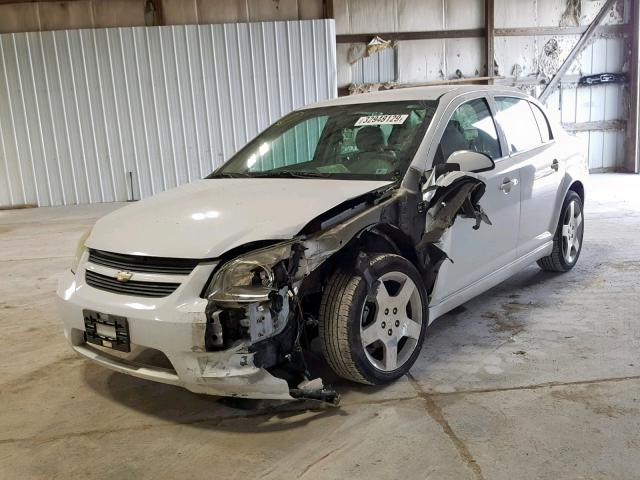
[485,0,495,79]
[626,0,640,173]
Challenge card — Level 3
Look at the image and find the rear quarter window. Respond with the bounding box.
[530,102,553,143]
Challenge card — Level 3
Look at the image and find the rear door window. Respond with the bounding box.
[495,97,543,154]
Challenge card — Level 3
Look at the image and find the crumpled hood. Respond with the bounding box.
[86,178,391,259]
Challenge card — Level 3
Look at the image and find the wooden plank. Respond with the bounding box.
[338,75,501,97]
[495,25,627,37]
[539,0,619,104]
[485,0,495,78]
[335,28,485,44]
[323,0,334,19]
[562,120,626,132]
[394,76,499,88]
[334,25,626,46]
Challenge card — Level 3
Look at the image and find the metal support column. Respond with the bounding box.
[626,0,640,173]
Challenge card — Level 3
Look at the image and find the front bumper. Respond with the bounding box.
[56,263,293,400]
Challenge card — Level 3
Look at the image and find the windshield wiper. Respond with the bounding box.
[254,170,333,179]
[208,172,254,178]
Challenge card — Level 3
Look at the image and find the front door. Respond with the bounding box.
[428,96,521,307]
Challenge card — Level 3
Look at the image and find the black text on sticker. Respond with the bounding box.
[355,114,409,126]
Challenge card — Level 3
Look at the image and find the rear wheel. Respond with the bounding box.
[537,191,584,272]
[319,254,428,385]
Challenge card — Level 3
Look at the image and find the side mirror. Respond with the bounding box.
[446,150,495,173]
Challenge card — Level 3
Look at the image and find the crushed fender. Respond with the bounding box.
[203,164,491,404]
[421,169,491,243]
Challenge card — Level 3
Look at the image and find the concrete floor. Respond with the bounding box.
[1,173,639,480]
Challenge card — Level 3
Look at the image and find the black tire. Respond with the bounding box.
[537,190,584,272]
[318,253,429,385]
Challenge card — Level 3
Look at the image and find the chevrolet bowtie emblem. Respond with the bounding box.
[116,271,133,282]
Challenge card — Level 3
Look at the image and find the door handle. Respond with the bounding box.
[551,159,559,171]
[499,177,518,193]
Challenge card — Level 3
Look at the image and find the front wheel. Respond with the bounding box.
[318,253,428,385]
[537,191,584,272]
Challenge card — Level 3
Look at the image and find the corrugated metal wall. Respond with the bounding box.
[351,48,395,85]
[335,0,485,87]
[556,37,627,171]
[493,0,630,171]
[0,19,337,207]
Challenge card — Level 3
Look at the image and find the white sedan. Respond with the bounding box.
[57,85,587,402]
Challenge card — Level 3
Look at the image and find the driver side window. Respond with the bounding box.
[434,98,501,165]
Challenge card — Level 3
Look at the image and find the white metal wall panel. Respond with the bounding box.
[351,47,395,84]
[397,37,484,84]
[334,0,484,34]
[0,20,337,207]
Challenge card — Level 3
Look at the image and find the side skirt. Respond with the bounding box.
[427,241,553,323]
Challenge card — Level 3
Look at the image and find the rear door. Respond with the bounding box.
[429,94,521,305]
[493,97,564,256]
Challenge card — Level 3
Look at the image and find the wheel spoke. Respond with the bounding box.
[564,246,572,262]
[394,279,415,307]
[575,212,583,229]
[403,319,421,340]
[383,340,398,370]
[561,224,570,239]
[572,235,580,251]
[374,281,391,305]
[361,324,379,347]
[568,201,575,221]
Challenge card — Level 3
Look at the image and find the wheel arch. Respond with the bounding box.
[359,223,420,265]
[568,180,585,203]
[548,178,586,236]
[299,222,422,300]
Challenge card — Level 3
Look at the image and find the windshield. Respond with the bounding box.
[209,101,437,181]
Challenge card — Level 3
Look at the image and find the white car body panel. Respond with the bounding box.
[86,178,390,258]
[58,85,589,399]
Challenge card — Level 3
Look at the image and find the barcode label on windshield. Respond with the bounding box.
[355,114,408,126]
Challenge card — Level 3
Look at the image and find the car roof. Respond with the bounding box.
[301,84,526,109]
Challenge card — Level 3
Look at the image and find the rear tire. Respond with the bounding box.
[537,191,584,272]
[318,253,428,385]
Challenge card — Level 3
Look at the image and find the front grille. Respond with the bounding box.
[88,249,199,275]
[85,270,181,298]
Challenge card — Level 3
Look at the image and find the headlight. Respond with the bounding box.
[70,228,92,274]
[206,241,296,303]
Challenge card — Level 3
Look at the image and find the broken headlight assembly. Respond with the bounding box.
[205,241,302,304]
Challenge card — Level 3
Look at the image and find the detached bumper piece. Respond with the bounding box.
[290,378,340,405]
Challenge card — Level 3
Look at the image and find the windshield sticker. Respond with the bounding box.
[355,114,408,126]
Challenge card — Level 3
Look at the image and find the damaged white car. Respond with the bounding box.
[57,86,587,403]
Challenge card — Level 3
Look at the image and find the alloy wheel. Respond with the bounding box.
[360,272,424,372]
[561,199,583,264]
